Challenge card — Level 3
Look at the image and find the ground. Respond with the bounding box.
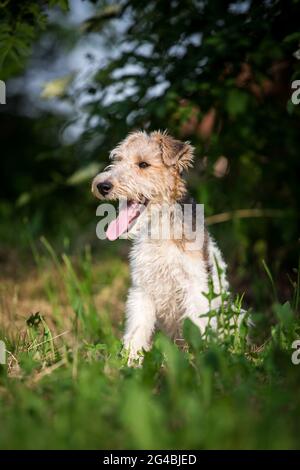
[0,241,299,449]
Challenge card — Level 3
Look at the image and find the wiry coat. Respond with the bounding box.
[92,130,228,365]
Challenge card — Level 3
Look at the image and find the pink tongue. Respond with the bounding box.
[106,202,142,241]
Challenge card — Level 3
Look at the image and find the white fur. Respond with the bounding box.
[91,131,230,366]
[123,215,228,366]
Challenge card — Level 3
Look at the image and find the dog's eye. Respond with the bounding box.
[138,161,150,169]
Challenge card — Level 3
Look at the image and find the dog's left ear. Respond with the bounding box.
[151,131,194,172]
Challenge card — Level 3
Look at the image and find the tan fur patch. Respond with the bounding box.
[92,130,194,205]
[151,130,194,172]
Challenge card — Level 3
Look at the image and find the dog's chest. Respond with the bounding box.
[130,240,200,316]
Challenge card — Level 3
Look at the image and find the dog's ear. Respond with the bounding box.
[151,131,194,171]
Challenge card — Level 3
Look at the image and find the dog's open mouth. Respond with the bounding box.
[106,198,148,241]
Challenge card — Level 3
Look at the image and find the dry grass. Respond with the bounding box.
[0,247,129,368]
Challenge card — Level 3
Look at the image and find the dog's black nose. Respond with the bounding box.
[97,181,113,196]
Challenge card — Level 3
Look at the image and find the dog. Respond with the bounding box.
[92,130,229,365]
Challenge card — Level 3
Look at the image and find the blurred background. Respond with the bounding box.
[0,0,300,312]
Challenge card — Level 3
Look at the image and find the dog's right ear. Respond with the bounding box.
[151,131,194,172]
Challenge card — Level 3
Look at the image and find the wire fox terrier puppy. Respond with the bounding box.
[92,130,229,365]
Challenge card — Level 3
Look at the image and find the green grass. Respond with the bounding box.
[0,243,300,450]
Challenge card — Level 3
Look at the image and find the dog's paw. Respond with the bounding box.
[127,351,144,368]
[121,345,144,368]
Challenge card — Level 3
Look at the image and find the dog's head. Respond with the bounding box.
[92,130,194,240]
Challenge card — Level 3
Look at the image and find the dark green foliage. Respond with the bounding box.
[0,0,69,78]
[1,0,300,450]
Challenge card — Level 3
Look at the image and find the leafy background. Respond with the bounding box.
[0,0,300,450]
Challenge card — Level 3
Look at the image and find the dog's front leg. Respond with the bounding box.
[123,287,156,367]
[182,284,214,333]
